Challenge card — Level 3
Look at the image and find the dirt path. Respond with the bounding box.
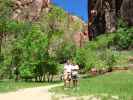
[0,83,63,100]
[0,83,119,100]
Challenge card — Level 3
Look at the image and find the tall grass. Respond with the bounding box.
[51,71,133,99]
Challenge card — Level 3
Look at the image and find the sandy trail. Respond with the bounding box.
[0,83,63,100]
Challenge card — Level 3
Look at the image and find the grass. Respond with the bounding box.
[0,80,60,93]
[51,71,133,99]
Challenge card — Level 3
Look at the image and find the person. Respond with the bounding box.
[71,62,79,88]
[64,60,72,88]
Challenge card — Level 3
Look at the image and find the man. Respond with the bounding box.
[71,63,79,88]
[64,60,72,88]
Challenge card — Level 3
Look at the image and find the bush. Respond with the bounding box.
[98,49,118,71]
[55,41,76,63]
[74,41,118,72]
[74,47,101,71]
[112,19,133,50]
[19,63,35,79]
[85,33,114,50]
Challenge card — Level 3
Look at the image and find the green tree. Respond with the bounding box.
[55,41,76,63]
[0,0,13,53]
[11,24,48,81]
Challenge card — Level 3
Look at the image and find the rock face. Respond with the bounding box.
[73,31,89,47]
[12,0,51,21]
[89,0,133,34]
[65,15,89,48]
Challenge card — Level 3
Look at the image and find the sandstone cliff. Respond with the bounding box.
[12,0,50,21]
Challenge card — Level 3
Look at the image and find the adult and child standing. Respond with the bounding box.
[64,60,80,89]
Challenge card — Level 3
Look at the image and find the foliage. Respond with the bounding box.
[19,63,35,78]
[75,48,117,71]
[0,0,14,38]
[74,48,87,69]
[74,34,118,71]
[98,49,118,69]
[86,33,114,50]
[0,0,13,20]
[0,4,71,81]
[40,6,67,35]
[112,19,133,50]
[0,0,32,79]
[0,0,13,56]
[13,24,48,80]
[55,41,76,63]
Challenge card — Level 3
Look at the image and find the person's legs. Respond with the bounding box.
[75,75,79,89]
[64,79,66,88]
[75,80,78,87]
[72,79,74,87]
[74,80,76,87]
[68,74,72,88]
[71,76,74,87]
[68,80,71,88]
[76,75,80,89]
[64,73,71,88]
[64,73,67,88]
[72,76,76,88]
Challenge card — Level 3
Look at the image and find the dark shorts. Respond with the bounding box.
[72,75,78,80]
[67,73,71,81]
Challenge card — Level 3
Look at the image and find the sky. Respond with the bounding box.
[51,0,88,22]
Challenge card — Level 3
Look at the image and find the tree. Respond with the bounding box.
[11,24,49,81]
[55,41,76,63]
[0,0,13,53]
[110,19,133,50]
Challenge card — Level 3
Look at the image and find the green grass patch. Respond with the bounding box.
[51,71,133,99]
[0,80,60,93]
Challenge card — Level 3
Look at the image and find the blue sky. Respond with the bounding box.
[51,0,88,22]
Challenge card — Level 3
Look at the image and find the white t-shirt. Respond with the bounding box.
[72,65,79,70]
[64,64,72,73]
[72,65,79,75]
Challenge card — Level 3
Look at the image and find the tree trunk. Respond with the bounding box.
[111,0,117,32]
[121,0,133,26]
[50,74,54,82]
[42,74,46,82]
[104,0,116,33]
[47,73,50,82]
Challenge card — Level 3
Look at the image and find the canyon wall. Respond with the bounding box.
[89,0,133,34]
[12,0,51,21]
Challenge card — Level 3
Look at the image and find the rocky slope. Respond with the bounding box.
[12,0,51,21]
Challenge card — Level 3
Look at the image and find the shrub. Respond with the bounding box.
[112,19,133,50]
[85,33,115,50]
[74,42,118,72]
[74,48,100,71]
[19,63,35,79]
[99,49,118,71]
[55,41,76,63]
